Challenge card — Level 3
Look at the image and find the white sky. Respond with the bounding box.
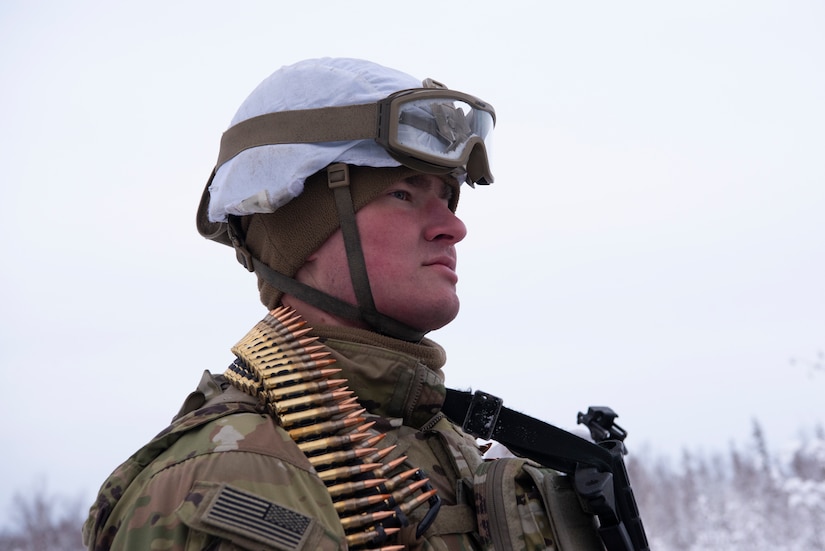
[1,0,823,510]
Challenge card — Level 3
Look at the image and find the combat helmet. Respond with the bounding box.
[196,57,495,341]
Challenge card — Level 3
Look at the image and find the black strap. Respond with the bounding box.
[442,388,649,551]
[442,389,613,473]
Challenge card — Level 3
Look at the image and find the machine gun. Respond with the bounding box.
[442,390,649,551]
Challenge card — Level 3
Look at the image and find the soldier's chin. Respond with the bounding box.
[395,300,461,333]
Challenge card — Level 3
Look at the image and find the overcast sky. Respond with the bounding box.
[2,0,823,512]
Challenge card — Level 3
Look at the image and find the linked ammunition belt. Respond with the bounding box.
[224,307,440,550]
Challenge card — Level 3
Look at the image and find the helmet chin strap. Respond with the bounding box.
[324,163,428,342]
[225,164,427,343]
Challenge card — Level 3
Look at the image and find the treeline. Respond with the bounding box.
[631,420,825,550]
[2,420,824,550]
[0,489,86,551]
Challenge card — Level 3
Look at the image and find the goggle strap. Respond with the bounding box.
[217,104,377,167]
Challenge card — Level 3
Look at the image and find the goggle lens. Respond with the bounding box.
[393,97,495,165]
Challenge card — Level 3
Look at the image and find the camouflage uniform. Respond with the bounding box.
[90,57,611,551]
[83,327,602,551]
[83,324,485,550]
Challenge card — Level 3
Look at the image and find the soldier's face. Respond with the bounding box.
[294,173,466,332]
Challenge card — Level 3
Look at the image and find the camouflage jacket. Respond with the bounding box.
[83,325,486,550]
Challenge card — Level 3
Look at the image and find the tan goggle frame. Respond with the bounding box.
[215,84,496,186]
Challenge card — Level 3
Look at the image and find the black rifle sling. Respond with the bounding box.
[442,388,649,551]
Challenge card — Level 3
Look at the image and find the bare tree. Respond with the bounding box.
[0,484,85,551]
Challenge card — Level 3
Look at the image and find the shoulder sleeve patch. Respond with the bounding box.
[177,481,327,551]
[205,484,312,549]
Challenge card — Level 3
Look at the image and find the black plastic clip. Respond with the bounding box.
[412,469,442,538]
[462,390,503,440]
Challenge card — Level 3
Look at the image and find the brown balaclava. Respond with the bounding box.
[241,164,460,311]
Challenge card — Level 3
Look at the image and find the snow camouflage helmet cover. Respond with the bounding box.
[206,57,420,223]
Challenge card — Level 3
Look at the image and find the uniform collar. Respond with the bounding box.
[312,325,447,429]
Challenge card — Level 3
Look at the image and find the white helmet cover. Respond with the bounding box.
[207,58,420,223]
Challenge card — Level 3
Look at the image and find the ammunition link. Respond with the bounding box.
[226,306,440,550]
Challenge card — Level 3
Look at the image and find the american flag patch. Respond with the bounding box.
[203,485,312,550]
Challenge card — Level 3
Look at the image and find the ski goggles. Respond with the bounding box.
[215,81,496,185]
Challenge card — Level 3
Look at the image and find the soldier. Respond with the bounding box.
[83,58,607,550]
